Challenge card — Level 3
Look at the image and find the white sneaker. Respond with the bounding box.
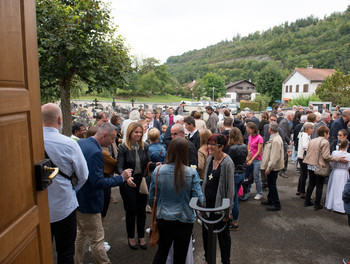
[254,194,263,200]
[146,228,150,234]
[88,242,111,252]
[146,205,152,214]
[104,244,111,252]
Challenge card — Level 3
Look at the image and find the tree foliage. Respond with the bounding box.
[253,94,271,111]
[316,71,350,106]
[255,63,288,103]
[198,73,226,100]
[37,0,131,135]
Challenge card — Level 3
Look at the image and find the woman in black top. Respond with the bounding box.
[227,127,248,230]
[117,122,160,250]
[201,134,234,264]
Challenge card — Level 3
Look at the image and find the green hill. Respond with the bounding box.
[165,7,350,86]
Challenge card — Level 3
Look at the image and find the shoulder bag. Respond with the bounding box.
[149,166,161,247]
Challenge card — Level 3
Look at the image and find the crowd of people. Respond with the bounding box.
[44,102,350,264]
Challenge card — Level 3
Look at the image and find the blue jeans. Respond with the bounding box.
[232,173,245,221]
[247,160,262,195]
[292,146,298,163]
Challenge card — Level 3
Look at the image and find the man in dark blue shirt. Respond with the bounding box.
[75,123,133,263]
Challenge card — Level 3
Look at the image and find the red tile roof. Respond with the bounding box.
[295,68,336,82]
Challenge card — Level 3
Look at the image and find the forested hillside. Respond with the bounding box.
[166,7,350,86]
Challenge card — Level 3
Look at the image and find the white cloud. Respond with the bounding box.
[108,0,349,63]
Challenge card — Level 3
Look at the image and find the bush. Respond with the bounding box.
[254,94,271,111]
[240,100,260,111]
[287,94,321,107]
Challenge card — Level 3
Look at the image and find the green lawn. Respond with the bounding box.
[72,94,191,103]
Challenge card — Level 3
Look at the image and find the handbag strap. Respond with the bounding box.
[152,166,161,222]
[145,161,152,176]
[156,147,163,162]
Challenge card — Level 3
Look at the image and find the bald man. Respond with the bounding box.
[42,103,89,264]
[171,124,198,167]
[74,124,133,264]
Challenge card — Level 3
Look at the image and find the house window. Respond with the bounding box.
[289,85,292,92]
[296,85,299,93]
[303,84,309,93]
[285,86,288,93]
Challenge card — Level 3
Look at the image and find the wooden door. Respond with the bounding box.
[0,0,53,263]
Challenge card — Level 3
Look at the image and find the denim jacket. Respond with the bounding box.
[149,164,203,223]
[149,142,166,163]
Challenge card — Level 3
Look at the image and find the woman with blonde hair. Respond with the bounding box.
[197,129,212,179]
[117,122,160,250]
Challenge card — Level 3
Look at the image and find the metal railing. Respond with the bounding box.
[189,198,230,264]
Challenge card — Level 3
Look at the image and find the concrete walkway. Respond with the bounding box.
[82,161,349,264]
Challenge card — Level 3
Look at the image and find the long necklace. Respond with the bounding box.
[208,154,225,180]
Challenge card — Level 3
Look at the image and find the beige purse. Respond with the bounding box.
[139,177,148,195]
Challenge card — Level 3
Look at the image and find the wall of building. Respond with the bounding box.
[281,72,320,100]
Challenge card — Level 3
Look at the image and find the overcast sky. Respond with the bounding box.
[108,0,349,63]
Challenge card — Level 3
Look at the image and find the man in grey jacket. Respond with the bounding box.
[205,106,219,134]
[260,122,285,211]
[311,112,331,139]
[278,111,294,178]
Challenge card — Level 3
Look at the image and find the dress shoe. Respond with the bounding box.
[128,239,138,250]
[138,238,147,250]
[266,205,281,211]
[239,193,250,201]
[261,201,271,206]
[229,222,239,231]
[304,201,314,207]
[279,172,288,178]
[314,205,323,211]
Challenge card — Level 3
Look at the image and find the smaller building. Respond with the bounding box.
[281,66,336,103]
[223,80,256,103]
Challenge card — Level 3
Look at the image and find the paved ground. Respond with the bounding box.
[81,161,350,264]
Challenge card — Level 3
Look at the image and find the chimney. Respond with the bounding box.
[307,64,313,69]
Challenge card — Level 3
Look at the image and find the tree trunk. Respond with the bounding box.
[59,77,72,136]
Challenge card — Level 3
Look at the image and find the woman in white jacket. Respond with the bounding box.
[296,122,314,198]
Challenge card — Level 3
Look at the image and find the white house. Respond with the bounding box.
[223,80,257,103]
[281,66,336,103]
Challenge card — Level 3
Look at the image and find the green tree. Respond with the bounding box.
[199,73,226,101]
[136,64,177,96]
[254,94,271,111]
[255,63,288,103]
[316,70,350,106]
[37,0,131,135]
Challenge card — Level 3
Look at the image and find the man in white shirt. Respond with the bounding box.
[42,103,89,264]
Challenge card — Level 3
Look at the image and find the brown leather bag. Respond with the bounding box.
[149,166,161,247]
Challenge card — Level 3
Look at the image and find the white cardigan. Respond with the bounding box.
[297,132,311,159]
